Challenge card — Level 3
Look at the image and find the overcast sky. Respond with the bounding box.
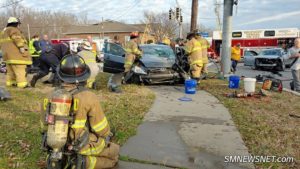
[4,0,300,30]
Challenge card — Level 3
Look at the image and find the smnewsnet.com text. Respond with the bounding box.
[224,155,294,163]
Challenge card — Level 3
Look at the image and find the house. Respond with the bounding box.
[63,20,155,45]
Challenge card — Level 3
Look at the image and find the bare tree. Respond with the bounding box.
[142,11,178,42]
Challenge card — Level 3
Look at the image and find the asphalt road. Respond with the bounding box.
[234,63,293,89]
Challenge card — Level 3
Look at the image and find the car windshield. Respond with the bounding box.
[140,45,175,59]
[261,49,280,56]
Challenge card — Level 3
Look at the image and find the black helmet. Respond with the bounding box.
[57,54,91,83]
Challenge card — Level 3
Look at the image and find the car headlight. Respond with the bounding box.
[133,66,147,75]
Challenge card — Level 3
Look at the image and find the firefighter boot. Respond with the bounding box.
[30,73,45,87]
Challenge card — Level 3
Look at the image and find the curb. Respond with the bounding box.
[283,88,300,96]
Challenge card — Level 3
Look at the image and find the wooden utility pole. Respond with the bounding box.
[190,0,198,31]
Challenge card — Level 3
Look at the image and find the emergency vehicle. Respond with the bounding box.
[211,28,300,57]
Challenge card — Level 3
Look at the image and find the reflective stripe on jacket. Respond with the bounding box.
[197,38,210,63]
[124,40,142,66]
[67,89,110,156]
[1,27,32,65]
[78,50,96,64]
[185,38,203,66]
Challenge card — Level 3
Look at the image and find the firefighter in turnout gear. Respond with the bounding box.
[185,32,203,83]
[1,17,32,88]
[29,34,41,67]
[78,41,99,89]
[195,32,210,77]
[123,31,142,73]
[49,54,119,168]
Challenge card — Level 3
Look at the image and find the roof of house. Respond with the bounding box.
[64,20,144,35]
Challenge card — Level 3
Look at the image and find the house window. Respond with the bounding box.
[125,36,130,42]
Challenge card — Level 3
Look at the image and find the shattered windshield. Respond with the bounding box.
[140,45,175,59]
[261,49,281,56]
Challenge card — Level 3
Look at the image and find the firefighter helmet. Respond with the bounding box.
[7,17,20,24]
[130,31,139,39]
[57,54,91,83]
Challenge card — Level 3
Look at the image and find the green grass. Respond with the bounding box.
[0,73,155,169]
[200,79,300,169]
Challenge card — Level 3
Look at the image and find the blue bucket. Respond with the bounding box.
[185,79,197,94]
[228,75,240,89]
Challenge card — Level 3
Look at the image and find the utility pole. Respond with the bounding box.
[220,0,234,77]
[190,0,198,31]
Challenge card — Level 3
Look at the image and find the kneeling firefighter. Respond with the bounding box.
[41,54,119,169]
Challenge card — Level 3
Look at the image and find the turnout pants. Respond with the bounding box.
[6,64,28,88]
[85,142,120,169]
[87,63,100,89]
[190,63,203,81]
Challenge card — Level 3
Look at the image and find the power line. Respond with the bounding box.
[0,0,23,8]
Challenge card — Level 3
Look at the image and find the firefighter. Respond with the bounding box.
[56,54,119,168]
[30,43,69,87]
[123,31,142,73]
[185,32,203,83]
[29,34,41,67]
[231,43,241,73]
[195,32,210,78]
[1,17,32,88]
[77,41,99,89]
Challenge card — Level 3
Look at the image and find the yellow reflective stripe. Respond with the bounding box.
[43,99,49,110]
[31,54,40,57]
[191,47,202,52]
[80,139,105,155]
[71,119,86,129]
[88,156,96,169]
[6,81,16,86]
[190,60,203,65]
[133,48,141,54]
[5,60,32,65]
[85,59,96,63]
[92,117,108,132]
[73,99,79,111]
[17,82,28,88]
[124,48,133,53]
[124,61,133,65]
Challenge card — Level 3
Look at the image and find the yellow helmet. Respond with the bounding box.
[162,37,171,45]
[7,17,20,24]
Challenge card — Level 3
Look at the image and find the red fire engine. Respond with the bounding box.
[211,28,300,57]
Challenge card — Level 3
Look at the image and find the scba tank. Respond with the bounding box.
[46,89,72,152]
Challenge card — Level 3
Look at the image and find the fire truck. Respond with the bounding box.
[211,28,300,57]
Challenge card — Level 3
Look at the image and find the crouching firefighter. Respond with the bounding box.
[41,54,120,169]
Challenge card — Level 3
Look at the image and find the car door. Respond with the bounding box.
[103,42,125,73]
[244,50,258,66]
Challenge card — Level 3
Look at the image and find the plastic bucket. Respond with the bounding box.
[244,78,256,93]
[185,79,197,94]
[228,75,240,89]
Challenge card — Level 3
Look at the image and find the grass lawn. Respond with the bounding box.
[0,72,155,169]
[200,79,300,169]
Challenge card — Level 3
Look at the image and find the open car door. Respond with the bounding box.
[103,42,125,73]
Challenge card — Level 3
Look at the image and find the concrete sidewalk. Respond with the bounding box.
[117,86,255,169]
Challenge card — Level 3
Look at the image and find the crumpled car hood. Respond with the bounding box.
[256,55,280,59]
[140,54,175,68]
